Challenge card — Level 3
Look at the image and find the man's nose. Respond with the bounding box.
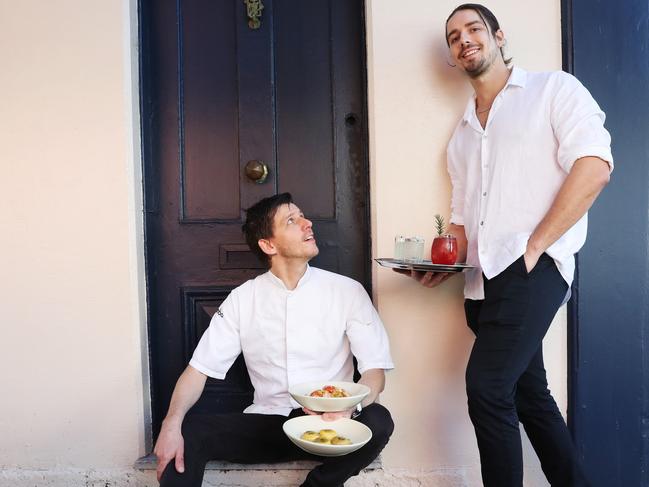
[302,217,313,229]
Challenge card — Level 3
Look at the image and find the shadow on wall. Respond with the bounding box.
[429,37,474,105]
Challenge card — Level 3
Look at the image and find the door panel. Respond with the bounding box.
[274,0,335,219]
[182,0,240,221]
[140,0,370,438]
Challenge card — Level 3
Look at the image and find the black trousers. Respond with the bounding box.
[464,254,589,487]
[159,403,393,487]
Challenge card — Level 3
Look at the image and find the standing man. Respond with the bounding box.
[404,4,613,486]
[154,193,394,487]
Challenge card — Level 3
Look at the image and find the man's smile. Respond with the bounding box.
[461,47,480,59]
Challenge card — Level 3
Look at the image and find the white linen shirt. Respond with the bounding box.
[189,266,394,416]
[447,67,613,300]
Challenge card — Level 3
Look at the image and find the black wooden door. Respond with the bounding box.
[139,0,370,438]
[563,1,649,485]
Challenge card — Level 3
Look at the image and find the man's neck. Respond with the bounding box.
[469,61,511,109]
[269,259,309,290]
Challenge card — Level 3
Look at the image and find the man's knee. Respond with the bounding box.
[361,403,394,442]
[179,415,213,458]
[515,387,562,422]
[466,369,515,414]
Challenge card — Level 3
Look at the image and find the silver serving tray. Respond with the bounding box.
[375,258,474,273]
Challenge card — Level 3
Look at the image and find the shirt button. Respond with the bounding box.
[480,221,484,226]
[482,192,487,196]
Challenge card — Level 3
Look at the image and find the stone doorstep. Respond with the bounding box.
[134,454,381,472]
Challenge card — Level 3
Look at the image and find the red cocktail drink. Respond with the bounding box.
[431,235,458,265]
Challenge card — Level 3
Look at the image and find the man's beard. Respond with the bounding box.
[465,47,499,79]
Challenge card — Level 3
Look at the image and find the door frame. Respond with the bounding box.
[562,1,649,485]
[136,0,373,439]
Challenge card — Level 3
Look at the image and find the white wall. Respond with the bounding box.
[366,0,564,484]
[0,0,563,485]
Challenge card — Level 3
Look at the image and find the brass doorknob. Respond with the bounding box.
[244,160,269,184]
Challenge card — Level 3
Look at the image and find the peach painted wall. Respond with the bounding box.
[0,0,149,469]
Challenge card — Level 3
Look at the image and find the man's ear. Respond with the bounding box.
[495,29,505,48]
[257,238,276,257]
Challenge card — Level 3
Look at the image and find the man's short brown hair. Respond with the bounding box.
[242,192,293,267]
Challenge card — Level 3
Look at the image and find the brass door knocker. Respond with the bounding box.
[244,0,264,29]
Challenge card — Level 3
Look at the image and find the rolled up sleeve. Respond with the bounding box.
[551,72,614,173]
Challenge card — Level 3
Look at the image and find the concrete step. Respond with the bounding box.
[135,453,381,471]
[135,454,382,487]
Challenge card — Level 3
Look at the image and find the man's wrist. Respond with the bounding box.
[162,415,183,430]
[525,238,544,259]
[351,403,362,419]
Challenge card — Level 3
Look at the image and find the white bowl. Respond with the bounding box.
[289,381,370,412]
[282,415,372,457]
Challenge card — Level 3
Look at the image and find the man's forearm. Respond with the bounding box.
[358,368,386,407]
[527,156,610,259]
[162,365,208,428]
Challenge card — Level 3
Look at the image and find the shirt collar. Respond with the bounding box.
[265,264,312,291]
[508,66,527,88]
[461,66,527,123]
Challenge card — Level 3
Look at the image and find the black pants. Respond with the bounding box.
[464,254,589,487]
[159,403,393,487]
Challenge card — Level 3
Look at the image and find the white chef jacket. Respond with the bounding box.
[189,265,394,416]
[447,67,614,301]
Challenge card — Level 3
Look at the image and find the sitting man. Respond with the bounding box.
[154,192,395,487]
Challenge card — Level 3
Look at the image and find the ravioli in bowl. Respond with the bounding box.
[289,381,370,412]
[283,415,372,456]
